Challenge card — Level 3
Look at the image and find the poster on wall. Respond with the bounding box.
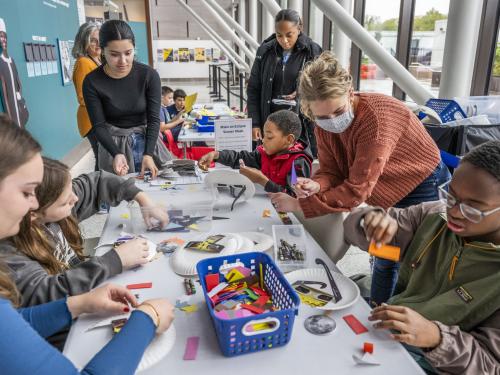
[189,49,195,61]
[157,49,163,63]
[195,48,205,62]
[173,49,179,62]
[178,48,189,62]
[57,39,75,86]
[39,43,48,75]
[0,17,29,127]
[163,48,173,62]
[32,43,42,76]
[23,43,35,78]
[205,48,212,62]
[212,48,220,63]
[219,50,227,62]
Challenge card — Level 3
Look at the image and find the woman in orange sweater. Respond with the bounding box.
[270,52,450,306]
[71,22,101,170]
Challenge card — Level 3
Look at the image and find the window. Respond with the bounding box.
[489,27,500,95]
[359,0,400,96]
[409,0,450,98]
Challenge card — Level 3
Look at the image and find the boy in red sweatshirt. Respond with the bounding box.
[199,110,313,196]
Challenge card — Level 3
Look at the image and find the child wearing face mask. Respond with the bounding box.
[1,157,169,311]
[198,110,313,196]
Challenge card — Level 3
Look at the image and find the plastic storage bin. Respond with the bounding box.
[453,96,500,124]
[196,252,300,357]
[272,224,308,272]
[418,98,467,123]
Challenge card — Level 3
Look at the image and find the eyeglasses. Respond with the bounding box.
[438,182,500,223]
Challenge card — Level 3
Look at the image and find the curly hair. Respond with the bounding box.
[462,141,500,181]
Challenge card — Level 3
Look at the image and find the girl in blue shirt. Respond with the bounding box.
[0,115,175,374]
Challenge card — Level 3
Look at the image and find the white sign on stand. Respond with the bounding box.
[215,118,252,152]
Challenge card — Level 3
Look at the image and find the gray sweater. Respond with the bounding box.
[0,171,142,307]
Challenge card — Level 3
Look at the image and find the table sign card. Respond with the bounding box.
[215,118,252,152]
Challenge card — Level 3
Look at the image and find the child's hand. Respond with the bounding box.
[114,238,150,269]
[137,298,175,333]
[369,304,441,349]
[66,284,138,318]
[239,166,268,185]
[113,154,129,176]
[363,210,398,246]
[198,151,218,171]
[268,192,301,212]
[294,177,320,197]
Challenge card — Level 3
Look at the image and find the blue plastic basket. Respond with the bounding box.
[418,99,467,123]
[197,115,217,125]
[196,252,300,357]
[197,124,215,132]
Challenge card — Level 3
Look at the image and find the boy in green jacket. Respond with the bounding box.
[343,141,500,374]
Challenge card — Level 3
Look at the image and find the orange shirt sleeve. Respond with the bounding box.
[73,57,97,107]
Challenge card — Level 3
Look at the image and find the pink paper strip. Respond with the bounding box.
[183,336,200,360]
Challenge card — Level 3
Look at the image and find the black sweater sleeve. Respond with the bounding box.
[82,72,121,157]
[216,149,262,169]
[144,69,161,156]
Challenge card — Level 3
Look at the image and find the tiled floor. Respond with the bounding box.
[72,80,371,277]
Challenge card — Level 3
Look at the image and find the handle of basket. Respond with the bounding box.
[241,317,280,336]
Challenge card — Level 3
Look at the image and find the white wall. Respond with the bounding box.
[153,39,230,79]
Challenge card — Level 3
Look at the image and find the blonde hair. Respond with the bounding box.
[298,51,353,120]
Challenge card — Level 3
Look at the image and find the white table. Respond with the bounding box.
[63,184,424,375]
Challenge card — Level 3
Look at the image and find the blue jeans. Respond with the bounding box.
[370,160,451,306]
[130,132,146,172]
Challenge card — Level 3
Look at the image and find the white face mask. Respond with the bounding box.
[315,105,354,134]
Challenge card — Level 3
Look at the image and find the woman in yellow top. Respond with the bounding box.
[71,22,101,170]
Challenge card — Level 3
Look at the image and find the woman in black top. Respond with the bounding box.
[247,9,322,156]
[83,20,171,178]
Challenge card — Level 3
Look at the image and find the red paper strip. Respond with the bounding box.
[343,314,368,335]
[126,282,152,290]
[241,304,264,314]
[205,274,219,293]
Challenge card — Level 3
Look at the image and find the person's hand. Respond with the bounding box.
[173,110,185,124]
[282,91,297,100]
[252,128,262,141]
[114,238,150,269]
[363,210,398,246]
[369,304,441,349]
[198,151,218,171]
[66,284,138,319]
[294,177,320,198]
[268,192,301,212]
[137,298,175,333]
[141,155,158,179]
[134,192,169,229]
[240,165,268,185]
[113,154,129,176]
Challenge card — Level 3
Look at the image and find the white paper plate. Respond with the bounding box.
[137,324,176,372]
[75,322,175,373]
[286,268,360,310]
[237,232,273,253]
[170,233,241,276]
